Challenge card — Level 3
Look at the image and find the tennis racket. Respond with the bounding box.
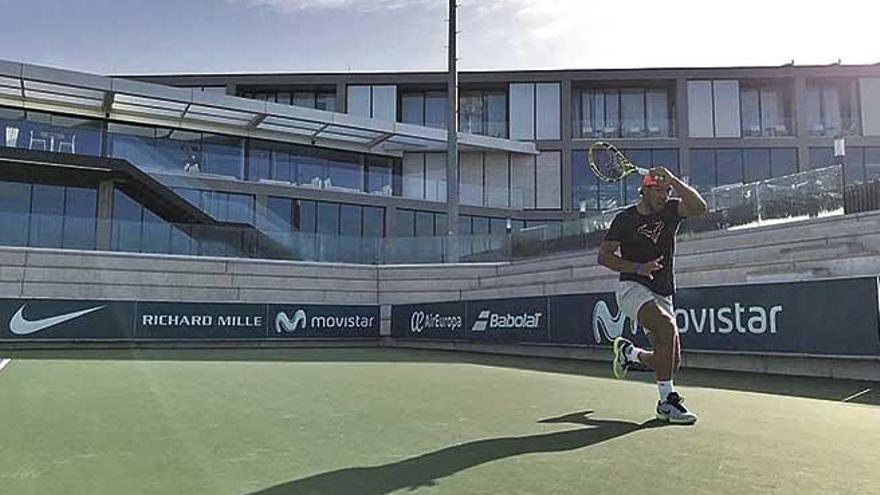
[588,141,650,182]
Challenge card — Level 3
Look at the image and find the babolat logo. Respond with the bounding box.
[410,311,463,333]
[275,308,376,333]
[471,309,543,332]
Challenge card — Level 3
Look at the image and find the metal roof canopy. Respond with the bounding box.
[0,60,538,157]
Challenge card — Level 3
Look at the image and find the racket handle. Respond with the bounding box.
[635,166,650,175]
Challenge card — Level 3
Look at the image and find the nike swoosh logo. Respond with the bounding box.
[9,304,105,335]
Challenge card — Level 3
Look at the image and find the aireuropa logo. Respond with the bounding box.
[275,308,376,334]
[470,309,543,332]
[410,311,462,334]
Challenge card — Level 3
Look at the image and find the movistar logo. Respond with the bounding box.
[9,304,105,336]
[592,300,637,344]
[276,309,307,333]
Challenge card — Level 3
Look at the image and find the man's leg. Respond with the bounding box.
[635,301,675,381]
[637,301,696,424]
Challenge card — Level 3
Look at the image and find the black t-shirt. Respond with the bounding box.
[604,199,683,296]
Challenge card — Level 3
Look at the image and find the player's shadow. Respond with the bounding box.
[246,411,666,495]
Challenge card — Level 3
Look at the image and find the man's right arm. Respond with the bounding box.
[597,241,663,279]
[598,240,636,273]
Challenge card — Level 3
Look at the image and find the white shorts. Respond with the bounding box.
[616,281,674,327]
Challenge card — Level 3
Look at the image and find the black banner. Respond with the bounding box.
[465,296,549,342]
[269,304,380,338]
[0,299,136,339]
[136,302,267,339]
[672,278,880,355]
[393,277,880,356]
[391,301,466,339]
[547,293,645,348]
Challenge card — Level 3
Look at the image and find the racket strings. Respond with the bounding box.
[592,147,625,181]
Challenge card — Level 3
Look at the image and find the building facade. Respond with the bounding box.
[2,60,880,263]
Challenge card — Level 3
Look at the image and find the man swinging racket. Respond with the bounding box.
[596,159,708,424]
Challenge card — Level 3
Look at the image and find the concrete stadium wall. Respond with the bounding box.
[2,210,880,381]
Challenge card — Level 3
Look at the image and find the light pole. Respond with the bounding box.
[445,0,460,262]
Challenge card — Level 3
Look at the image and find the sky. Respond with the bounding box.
[0,0,877,75]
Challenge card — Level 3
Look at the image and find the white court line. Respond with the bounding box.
[841,388,872,403]
[0,358,10,375]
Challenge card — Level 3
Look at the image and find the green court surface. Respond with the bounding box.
[0,348,878,495]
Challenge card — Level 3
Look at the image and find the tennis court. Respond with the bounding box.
[1,348,878,495]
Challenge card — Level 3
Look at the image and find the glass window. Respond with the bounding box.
[296,200,316,233]
[339,204,362,237]
[371,86,397,122]
[434,212,447,236]
[316,92,336,112]
[246,140,275,180]
[401,94,424,125]
[490,217,507,235]
[366,157,393,196]
[0,181,31,246]
[535,83,560,140]
[107,123,156,170]
[37,113,103,157]
[202,134,244,178]
[112,188,142,252]
[741,88,761,137]
[622,150,650,203]
[715,149,744,186]
[316,202,339,235]
[293,92,316,108]
[770,148,797,177]
[415,211,434,237]
[266,196,294,231]
[424,92,447,129]
[30,184,65,248]
[395,209,415,237]
[687,81,714,138]
[809,148,834,170]
[651,149,680,177]
[457,215,472,236]
[690,149,717,191]
[865,148,880,182]
[483,90,506,137]
[295,154,325,188]
[459,92,484,135]
[325,154,363,192]
[603,91,620,138]
[743,149,771,182]
[621,89,645,138]
[805,87,823,135]
[273,149,296,183]
[471,216,490,235]
[347,86,371,117]
[276,92,291,105]
[141,208,171,254]
[571,150,597,211]
[646,89,670,137]
[225,193,254,224]
[154,129,202,173]
[362,206,384,237]
[760,87,786,135]
[843,147,865,185]
[62,186,97,250]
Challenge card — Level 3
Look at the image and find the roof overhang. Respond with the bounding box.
[0,60,538,157]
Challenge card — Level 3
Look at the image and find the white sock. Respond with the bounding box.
[658,380,674,401]
[626,345,644,363]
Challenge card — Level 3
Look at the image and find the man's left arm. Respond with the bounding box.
[652,166,708,217]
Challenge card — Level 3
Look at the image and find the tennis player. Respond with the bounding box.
[597,167,708,424]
